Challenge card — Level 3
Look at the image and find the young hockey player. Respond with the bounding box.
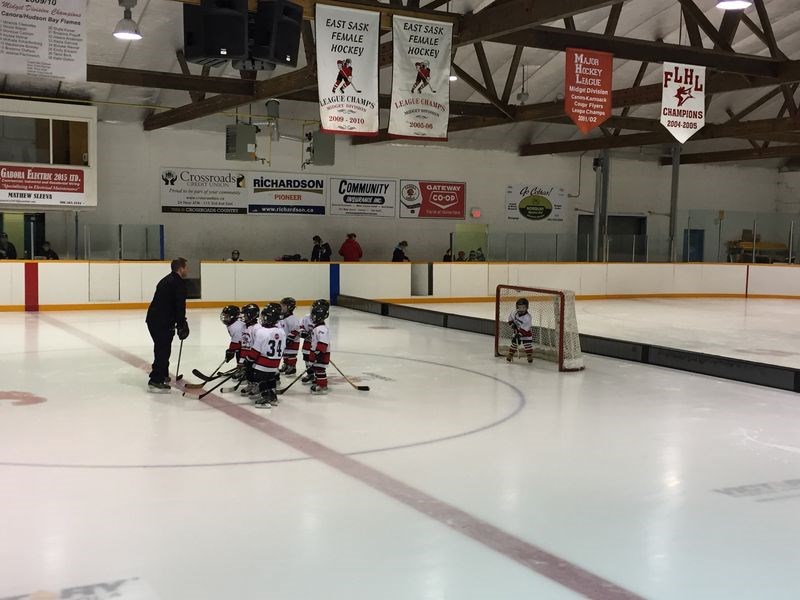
[220,305,244,364]
[249,303,287,408]
[507,298,534,363]
[278,297,301,375]
[239,303,261,395]
[411,61,431,94]
[332,58,353,94]
[308,299,331,395]
[300,308,316,386]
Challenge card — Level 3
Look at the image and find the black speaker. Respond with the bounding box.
[251,0,304,67]
[183,0,248,66]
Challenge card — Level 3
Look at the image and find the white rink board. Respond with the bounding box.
[748,264,800,296]
[340,263,411,298]
[88,262,120,302]
[38,262,89,305]
[0,262,24,305]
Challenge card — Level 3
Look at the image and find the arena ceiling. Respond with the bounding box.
[3,0,800,166]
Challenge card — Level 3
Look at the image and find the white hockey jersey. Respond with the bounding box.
[311,323,331,354]
[226,319,246,351]
[240,322,262,362]
[508,310,533,337]
[300,314,315,337]
[279,313,301,341]
[251,325,286,373]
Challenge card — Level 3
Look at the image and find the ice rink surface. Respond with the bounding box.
[2,304,800,599]
[412,298,800,368]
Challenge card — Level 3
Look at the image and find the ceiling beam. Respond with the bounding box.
[493,26,781,77]
[677,0,733,52]
[175,0,459,30]
[603,3,623,36]
[143,68,317,131]
[660,144,800,166]
[500,45,523,105]
[86,64,256,96]
[519,117,800,156]
[458,0,623,45]
[682,6,704,48]
[474,43,499,100]
[451,64,514,119]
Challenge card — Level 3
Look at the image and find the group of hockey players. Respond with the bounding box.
[219,297,331,409]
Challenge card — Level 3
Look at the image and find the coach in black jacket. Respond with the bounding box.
[146,257,189,392]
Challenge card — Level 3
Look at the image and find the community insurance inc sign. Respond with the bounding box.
[329,177,397,217]
[160,168,248,214]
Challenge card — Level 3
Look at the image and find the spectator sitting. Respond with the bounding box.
[392,240,410,262]
[455,251,467,261]
[311,235,332,262]
[475,247,486,261]
[442,249,452,262]
[0,233,17,259]
[468,250,477,261]
[41,241,59,260]
[225,250,243,262]
[339,233,363,262]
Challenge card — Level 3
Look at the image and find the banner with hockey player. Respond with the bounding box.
[388,16,453,141]
[329,177,397,217]
[399,180,465,219]
[315,4,380,136]
[564,48,613,135]
[505,184,568,227]
[247,171,327,215]
[661,62,705,144]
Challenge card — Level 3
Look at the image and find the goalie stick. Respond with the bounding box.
[330,359,370,391]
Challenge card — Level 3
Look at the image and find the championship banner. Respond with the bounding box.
[330,177,397,217]
[564,48,613,135]
[661,63,705,144]
[505,184,567,227]
[0,0,87,82]
[388,16,453,140]
[160,168,247,214]
[248,171,327,215]
[399,180,465,219]
[315,4,379,136]
[0,165,86,207]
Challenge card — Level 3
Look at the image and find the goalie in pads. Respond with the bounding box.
[507,298,534,363]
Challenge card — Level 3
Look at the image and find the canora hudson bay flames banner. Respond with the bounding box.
[389,16,452,140]
[661,62,705,144]
[315,4,379,136]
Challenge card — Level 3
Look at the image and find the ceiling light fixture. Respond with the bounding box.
[113,0,142,41]
[449,74,458,82]
[715,1,752,9]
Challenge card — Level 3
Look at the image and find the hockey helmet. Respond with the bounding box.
[345,58,352,65]
[280,296,296,316]
[220,304,241,326]
[516,298,529,312]
[242,303,260,325]
[421,60,429,67]
[311,299,330,324]
[260,303,282,328]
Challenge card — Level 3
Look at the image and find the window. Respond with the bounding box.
[0,116,50,164]
[52,120,89,166]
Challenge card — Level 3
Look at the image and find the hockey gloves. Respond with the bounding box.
[177,321,190,340]
[225,349,236,363]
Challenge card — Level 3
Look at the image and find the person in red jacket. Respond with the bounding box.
[338,233,363,262]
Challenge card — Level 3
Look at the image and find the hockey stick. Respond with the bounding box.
[329,359,370,391]
[192,362,236,382]
[175,340,184,381]
[276,369,310,395]
[197,373,236,400]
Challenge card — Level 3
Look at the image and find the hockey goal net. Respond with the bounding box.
[495,285,584,371]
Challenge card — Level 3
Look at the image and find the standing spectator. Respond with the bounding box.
[0,233,17,259]
[145,258,189,393]
[339,233,363,262]
[41,241,59,260]
[225,250,243,262]
[442,248,452,262]
[311,235,332,262]
[392,240,410,262]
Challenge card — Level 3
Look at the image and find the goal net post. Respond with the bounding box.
[495,285,584,372]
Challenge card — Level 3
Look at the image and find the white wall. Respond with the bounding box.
[45,123,779,265]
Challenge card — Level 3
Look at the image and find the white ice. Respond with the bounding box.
[1,305,799,599]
